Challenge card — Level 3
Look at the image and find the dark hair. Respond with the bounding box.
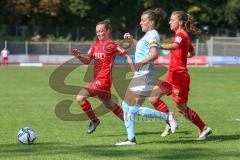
[172,11,201,34]
[142,8,166,28]
[97,19,112,31]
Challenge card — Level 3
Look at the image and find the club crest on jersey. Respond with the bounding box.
[93,80,102,88]
[175,36,182,43]
[94,52,105,60]
[173,89,179,96]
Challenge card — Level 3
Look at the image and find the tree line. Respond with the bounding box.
[0,0,239,40]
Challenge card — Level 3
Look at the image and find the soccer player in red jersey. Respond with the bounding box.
[71,19,133,134]
[150,11,212,140]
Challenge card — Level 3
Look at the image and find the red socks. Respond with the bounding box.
[80,100,97,121]
[151,99,169,112]
[183,107,205,130]
[81,100,123,121]
[112,104,124,121]
[151,99,206,130]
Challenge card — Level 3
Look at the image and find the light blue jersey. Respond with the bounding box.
[134,29,160,77]
[117,29,171,145]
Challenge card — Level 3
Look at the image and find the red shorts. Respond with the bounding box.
[84,80,111,101]
[159,71,190,103]
[3,57,8,61]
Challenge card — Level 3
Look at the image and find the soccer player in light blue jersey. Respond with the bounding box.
[115,8,177,146]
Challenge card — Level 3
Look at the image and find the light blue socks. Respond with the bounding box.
[137,106,169,121]
[122,101,137,140]
[122,101,169,141]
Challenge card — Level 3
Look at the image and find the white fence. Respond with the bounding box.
[1,40,207,56]
[1,37,240,65]
[207,37,240,66]
[1,41,91,55]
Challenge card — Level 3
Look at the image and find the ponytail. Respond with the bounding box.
[143,8,166,28]
[172,11,201,34]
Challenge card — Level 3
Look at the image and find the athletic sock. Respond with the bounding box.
[80,100,97,122]
[122,101,136,141]
[136,106,169,121]
[183,107,206,130]
[151,99,169,112]
[127,106,139,140]
[112,104,124,120]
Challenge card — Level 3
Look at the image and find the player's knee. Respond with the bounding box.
[149,91,165,101]
[149,86,160,99]
[176,108,184,114]
[103,100,114,110]
[76,95,86,104]
[175,103,187,113]
[149,96,159,103]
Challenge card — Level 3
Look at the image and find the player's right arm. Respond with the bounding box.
[123,33,138,46]
[114,45,136,73]
[160,33,184,50]
[125,54,136,72]
[160,43,179,50]
[71,48,91,64]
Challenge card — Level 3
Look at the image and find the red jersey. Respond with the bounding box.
[169,32,194,72]
[87,40,127,87]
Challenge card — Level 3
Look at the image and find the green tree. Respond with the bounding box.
[0,0,240,38]
[68,0,91,18]
[1,0,61,25]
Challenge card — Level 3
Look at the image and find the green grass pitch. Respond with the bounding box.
[0,66,240,160]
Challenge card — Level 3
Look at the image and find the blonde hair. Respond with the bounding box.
[142,8,166,28]
[172,11,201,34]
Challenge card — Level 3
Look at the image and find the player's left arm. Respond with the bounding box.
[135,32,160,70]
[135,46,158,71]
[140,47,159,64]
[187,43,195,58]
